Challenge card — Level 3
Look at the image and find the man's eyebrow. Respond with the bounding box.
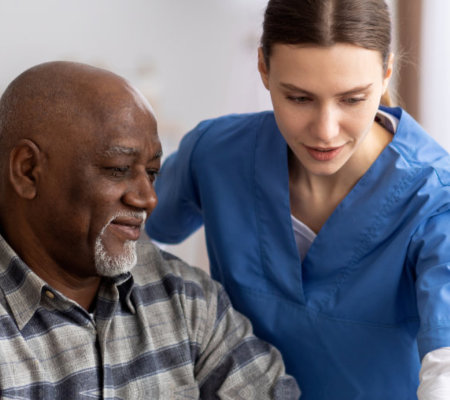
[280,82,373,96]
[103,146,138,157]
[102,146,163,160]
[152,149,163,161]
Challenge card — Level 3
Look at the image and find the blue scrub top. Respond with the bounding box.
[146,107,450,399]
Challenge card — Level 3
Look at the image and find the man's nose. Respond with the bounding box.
[122,173,158,213]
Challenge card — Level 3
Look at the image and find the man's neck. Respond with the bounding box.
[2,217,102,310]
[30,263,101,310]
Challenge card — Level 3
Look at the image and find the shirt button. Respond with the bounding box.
[45,290,55,299]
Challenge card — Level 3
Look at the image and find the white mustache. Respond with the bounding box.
[100,210,147,236]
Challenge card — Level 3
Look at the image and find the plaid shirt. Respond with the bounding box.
[0,235,300,399]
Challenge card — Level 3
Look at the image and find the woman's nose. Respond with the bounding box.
[313,106,340,143]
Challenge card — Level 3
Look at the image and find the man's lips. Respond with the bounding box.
[108,217,144,241]
[304,145,344,161]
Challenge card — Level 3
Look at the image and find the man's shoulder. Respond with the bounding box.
[132,241,216,299]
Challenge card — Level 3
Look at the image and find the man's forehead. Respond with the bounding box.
[77,89,160,154]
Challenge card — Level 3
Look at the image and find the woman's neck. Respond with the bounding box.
[289,121,393,233]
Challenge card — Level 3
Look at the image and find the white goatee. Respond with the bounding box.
[94,211,146,277]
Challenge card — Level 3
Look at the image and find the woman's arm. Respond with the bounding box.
[410,208,450,398]
[146,120,212,243]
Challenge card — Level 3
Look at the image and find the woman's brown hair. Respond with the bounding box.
[261,0,393,105]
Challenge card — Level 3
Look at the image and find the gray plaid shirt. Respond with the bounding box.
[0,235,300,399]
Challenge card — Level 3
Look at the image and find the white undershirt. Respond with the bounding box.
[289,110,450,397]
[291,214,316,261]
[419,348,450,399]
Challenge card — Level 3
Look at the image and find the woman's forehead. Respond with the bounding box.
[268,43,385,86]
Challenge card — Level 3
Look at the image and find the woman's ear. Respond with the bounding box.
[9,139,42,200]
[258,47,270,90]
[382,52,395,94]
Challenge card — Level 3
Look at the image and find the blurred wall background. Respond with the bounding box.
[0,0,448,269]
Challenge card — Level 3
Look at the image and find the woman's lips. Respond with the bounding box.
[304,145,344,161]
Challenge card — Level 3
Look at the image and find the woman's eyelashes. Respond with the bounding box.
[285,94,367,105]
[342,96,367,105]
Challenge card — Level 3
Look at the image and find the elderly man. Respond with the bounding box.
[0,62,300,399]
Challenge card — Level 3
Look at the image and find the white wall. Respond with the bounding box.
[0,0,271,149]
[420,0,450,150]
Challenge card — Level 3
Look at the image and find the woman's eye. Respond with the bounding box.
[343,97,366,105]
[286,95,311,104]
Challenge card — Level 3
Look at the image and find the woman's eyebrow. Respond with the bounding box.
[280,82,373,96]
[336,83,373,96]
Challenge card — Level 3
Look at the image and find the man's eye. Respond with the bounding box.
[106,166,129,177]
[146,169,159,182]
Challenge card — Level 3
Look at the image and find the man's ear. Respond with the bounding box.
[257,47,270,90]
[9,139,42,200]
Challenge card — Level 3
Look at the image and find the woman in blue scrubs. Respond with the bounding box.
[146,0,450,398]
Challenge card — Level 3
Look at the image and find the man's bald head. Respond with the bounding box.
[0,61,154,161]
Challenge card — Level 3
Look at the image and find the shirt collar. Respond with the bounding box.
[0,234,136,329]
[376,108,399,134]
[99,272,136,315]
[0,235,48,329]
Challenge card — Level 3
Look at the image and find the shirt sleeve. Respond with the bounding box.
[417,347,450,399]
[410,208,450,359]
[146,121,212,243]
[192,275,300,399]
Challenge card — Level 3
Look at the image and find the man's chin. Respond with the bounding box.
[94,238,137,277]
